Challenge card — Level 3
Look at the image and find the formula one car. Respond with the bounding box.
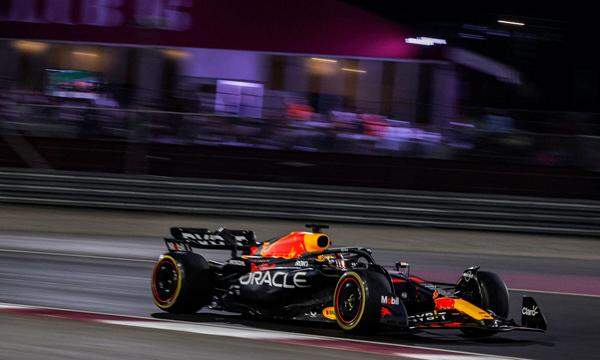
[151,224,547,335]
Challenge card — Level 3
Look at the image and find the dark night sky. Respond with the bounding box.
[345,1,600,112]
[344,1,596,51]
[344,1,583,26]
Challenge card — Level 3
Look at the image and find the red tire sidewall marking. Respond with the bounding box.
[152,258,178,304]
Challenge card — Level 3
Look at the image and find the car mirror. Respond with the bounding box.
[396,261,410,276]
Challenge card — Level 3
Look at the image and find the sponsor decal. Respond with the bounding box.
[380,307,392,317]
[334,259,347,269]
[316,254,334,262]
[227,284,241,296]
[400,292,408,299]
[380,296,400,305]
[322,306,336,320]
[239,271,310,288]
[462,271,475,282]
[294,260,309,267]
[432,290,439,299]
[166,241,184,252]
[408,311,447,323]
[522,305,539,317]
[228,259,245,266]
[181,232,250,247]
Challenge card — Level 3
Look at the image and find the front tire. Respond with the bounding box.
[460,270,509,337]
[151,253,213,313]
[333,270,391,333]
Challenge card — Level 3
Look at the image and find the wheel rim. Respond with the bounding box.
[336,277,362,325]
[153,258,179,303]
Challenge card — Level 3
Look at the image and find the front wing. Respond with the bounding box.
[383,295,547,333]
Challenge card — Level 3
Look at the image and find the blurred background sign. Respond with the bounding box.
[46,69,102,100]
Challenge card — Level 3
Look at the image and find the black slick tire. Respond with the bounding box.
[151,252,213,313]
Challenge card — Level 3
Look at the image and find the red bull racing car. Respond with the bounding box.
[151,224,547,335]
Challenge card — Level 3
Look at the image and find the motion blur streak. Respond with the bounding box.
[1,247,599,298]
[497,20,525,26]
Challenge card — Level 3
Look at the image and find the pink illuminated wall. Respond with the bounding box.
[0,0,423,60]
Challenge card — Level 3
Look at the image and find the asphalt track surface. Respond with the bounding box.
[1,313,404,360]
[0,218,599,359]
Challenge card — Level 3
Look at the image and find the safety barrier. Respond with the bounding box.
[0,169,598,236]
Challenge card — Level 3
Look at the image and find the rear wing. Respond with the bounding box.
[165,227,258,255]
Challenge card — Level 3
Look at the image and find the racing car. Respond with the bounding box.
[151,224,547,335]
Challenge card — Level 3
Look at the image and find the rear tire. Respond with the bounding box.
[151,253,213,313]
[460,271,509,337]
[333,270,391,333]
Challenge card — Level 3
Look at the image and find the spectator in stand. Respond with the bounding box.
[285,99,314,121]
[361,114,388,137]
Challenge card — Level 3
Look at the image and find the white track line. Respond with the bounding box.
[508,288,600,298]
[0,301,528,360]
[101,320,314,340]
[0,248,154,262]
[1,248,599,298]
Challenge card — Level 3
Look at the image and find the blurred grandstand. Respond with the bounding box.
[1,0,600,199]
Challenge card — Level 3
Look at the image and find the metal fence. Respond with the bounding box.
[0,169,598,236]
